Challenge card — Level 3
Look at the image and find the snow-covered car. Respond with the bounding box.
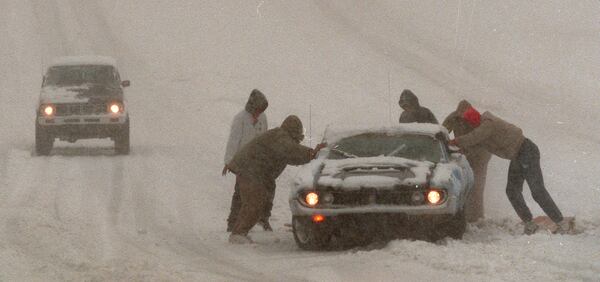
[35,56,131,155]
[290,124,474,249]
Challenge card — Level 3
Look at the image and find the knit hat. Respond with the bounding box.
[462,106,481,127]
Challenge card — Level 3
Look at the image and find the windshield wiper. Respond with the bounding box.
[386,144,407,157]
[330,147,358,158]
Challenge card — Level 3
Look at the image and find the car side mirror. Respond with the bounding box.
[121,80,130,87]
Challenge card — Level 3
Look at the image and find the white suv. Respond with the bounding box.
[35,56,130,155]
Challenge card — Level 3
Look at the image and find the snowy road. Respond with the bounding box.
[1,0,599,281]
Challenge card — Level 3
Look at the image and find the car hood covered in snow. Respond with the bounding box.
[315,156,434,190]
[40,84,123,104]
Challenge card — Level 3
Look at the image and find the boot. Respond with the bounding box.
[258,218,273,231]
[228,234,254,244]
[554,219,574,235]
[523,221,538,235]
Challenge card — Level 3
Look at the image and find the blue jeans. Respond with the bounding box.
[506,138,563,223]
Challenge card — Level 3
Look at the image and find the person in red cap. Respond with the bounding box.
[449,106,569,235]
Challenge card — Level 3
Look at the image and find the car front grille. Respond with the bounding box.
[55,103,107,116]
[330,189,423,206]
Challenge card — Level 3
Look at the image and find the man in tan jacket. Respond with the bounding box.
[449,106,568,235]
[225,115,326,244]
[443,100,491,222]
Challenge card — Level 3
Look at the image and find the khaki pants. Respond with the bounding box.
[465,152,491,222]
[232,175,267,236]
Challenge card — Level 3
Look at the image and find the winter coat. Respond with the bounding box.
[227,115,313,188]
[455,111,525,160]
[398,89,439,124]
[443,100,491,222]
[224,90,269,164]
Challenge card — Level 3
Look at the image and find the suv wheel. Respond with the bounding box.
[114,119,130,155]
[35,123,53,156]
[292,216,332,250]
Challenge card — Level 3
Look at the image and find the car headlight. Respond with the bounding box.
[410,191,425,205]
[321,192,334,204]
[41,105,55,116]
[426,189,446,205]
[108,102,124,114]
[305,192,319,207]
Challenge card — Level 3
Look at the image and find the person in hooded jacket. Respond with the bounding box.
[223,89,272,232]
[443,100,491,222]
[449,106,569,235]
[225,115,327,244]
[398,89,439,124]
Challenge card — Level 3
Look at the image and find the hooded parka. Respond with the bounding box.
[224,89,268,164]
[228,115,314,236]
[398,89,439,124]
[224,89,270,231]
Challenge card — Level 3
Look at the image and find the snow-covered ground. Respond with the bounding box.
[1,0,599,281]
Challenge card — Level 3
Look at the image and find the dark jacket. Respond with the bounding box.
[398,89,438,124]
[228,115,313,187]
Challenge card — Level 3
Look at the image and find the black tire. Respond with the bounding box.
[35,123,53,156]
[446,209,467,239]
[429,209,466,241]
[114,120,130,155]
[292,216,332,250]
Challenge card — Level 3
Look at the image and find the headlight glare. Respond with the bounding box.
[43,105,55,116]
[305,192,319,207]
[109,103,121,114]
[426,190,443,205]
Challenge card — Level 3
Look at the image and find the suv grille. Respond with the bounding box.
[55,103,107,116]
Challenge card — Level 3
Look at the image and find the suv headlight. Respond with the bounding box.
[41,105,55,117]
[108,102,124,114]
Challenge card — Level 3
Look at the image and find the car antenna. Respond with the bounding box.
[388,69,392,126]
[309,104,312,147]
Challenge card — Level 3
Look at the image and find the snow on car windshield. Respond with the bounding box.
[328,133,442,163]
[44,65,117,87]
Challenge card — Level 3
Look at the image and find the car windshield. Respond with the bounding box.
[327,133,443,163]
[44,65,118,87]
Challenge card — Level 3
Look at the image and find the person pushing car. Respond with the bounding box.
[225,115,327,244]
[449,106,569,234]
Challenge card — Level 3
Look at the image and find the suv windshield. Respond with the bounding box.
[328,133,443,163]
[44,65,118,87]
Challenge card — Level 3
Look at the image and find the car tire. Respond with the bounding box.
[114,119,130,155]
[292,216,332,250]
[35,123,53,156]
[429,209,466,241]
[446,209,467,239]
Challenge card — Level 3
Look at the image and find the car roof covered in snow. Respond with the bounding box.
[47,56,118,68]
[324,123,448,144]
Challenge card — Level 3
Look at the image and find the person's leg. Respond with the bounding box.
[506,159,532,222]
[258,184,276,231]
[466,156,489,222]
[226,180,241,232]
[519,140,563,223]
[232,176,267,237]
